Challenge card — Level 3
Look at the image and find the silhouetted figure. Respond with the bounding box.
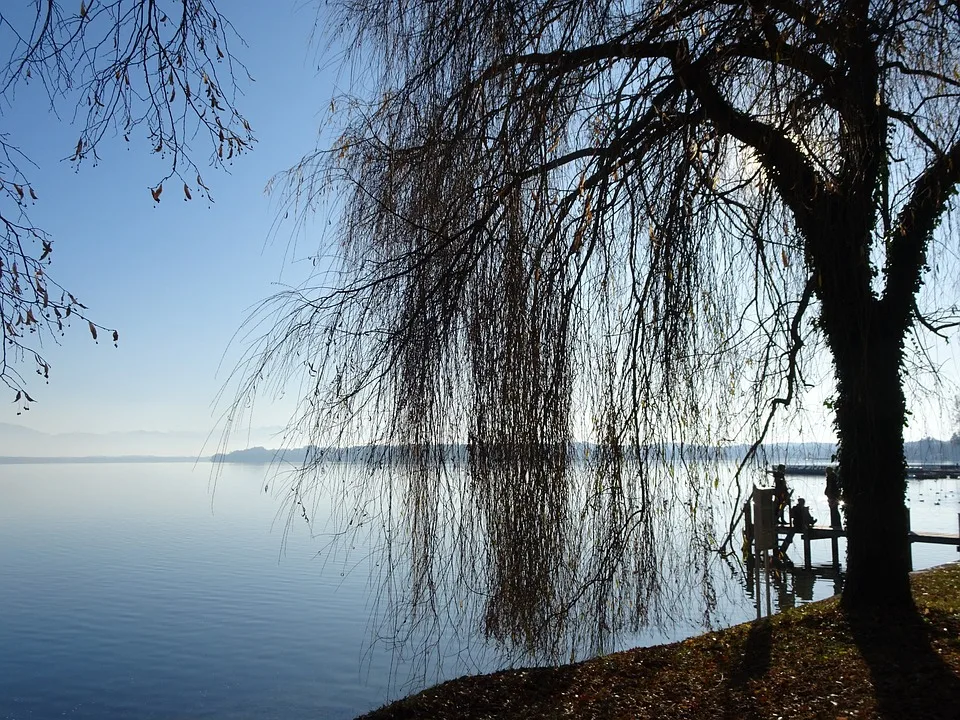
[824,466,843,529]
[790,497,817,530]
[780,497,816,555]
[773,464,790,524]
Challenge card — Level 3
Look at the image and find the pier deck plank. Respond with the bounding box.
[774,525,959,543]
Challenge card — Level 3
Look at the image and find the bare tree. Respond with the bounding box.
[230,0,960,657]
[0,0,253,408]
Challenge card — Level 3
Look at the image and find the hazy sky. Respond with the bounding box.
[4,2,332,438]
[3,1,959,448]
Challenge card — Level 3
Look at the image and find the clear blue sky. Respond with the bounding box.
[2,1,958,447]
[3,2,334,437]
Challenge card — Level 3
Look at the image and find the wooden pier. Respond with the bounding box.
[748,506,960,571]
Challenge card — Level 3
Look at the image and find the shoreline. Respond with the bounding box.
[359,562,960,719]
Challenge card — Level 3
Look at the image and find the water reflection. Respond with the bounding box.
[744,552,845,613]
[0,463,956,720]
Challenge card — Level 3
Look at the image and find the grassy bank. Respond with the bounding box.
[359,563,960,719]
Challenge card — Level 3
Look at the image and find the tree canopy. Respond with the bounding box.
[227,0,960,658]
[0,0,253,409]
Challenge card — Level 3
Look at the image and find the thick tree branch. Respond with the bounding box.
[478,40,683,84]
[476,36,832,236]
[763,0,842,45]
[720,38,836,85]
[673,51,826,232]
[882,139,960,321]
[481,33,836,90]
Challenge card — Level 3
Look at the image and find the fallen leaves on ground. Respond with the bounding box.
[358,563,960,719]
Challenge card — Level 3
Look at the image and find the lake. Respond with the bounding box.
[1,463,957,719]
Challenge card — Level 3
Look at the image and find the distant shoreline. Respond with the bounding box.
[3,436,959,466]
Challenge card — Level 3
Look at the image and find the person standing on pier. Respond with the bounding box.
[824,467,843,529]
[773,464,790,525]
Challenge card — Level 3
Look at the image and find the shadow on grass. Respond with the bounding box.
[718,618,773,720]
[848,608,960,720]
[729,618,772,687]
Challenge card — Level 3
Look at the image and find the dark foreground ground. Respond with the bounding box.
[359,563,960,719]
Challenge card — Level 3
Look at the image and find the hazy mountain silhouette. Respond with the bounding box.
[0,423,285,459]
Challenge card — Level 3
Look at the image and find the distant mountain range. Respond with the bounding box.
[0,422,285,460]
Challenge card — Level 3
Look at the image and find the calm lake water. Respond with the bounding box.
[1,463,957,719]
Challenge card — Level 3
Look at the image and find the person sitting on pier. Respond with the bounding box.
[780,498,816,555]
[773,464,791,524]
[790,497,817,530]
[824,467,843,529]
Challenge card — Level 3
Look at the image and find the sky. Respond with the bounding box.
[2,1,960,456]
[2,1,337,448]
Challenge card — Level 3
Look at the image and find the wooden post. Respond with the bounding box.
[831,530,839,570]
[746,497,761,619]
[753,488,776,554]
[764,550,772,617]
[803,528,812,570]
[751,487,777,619]
[906,507,913,572]
[956,512,959,553]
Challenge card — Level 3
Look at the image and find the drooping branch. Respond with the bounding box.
[0,1,253,406]
[229,0,960,661]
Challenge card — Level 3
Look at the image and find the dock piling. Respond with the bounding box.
[906,507,913,572]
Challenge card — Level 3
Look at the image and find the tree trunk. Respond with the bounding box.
[831,324,914,614]
[808,164,916,613]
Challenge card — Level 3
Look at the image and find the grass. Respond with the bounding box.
[358,563,960,719]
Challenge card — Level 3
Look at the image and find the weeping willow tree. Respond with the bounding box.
[0,1,253,407]
[231,0,960,657]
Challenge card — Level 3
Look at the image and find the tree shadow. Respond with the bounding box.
[728,618,773,687]
[847,608,960,720]
[717,617,773,720]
